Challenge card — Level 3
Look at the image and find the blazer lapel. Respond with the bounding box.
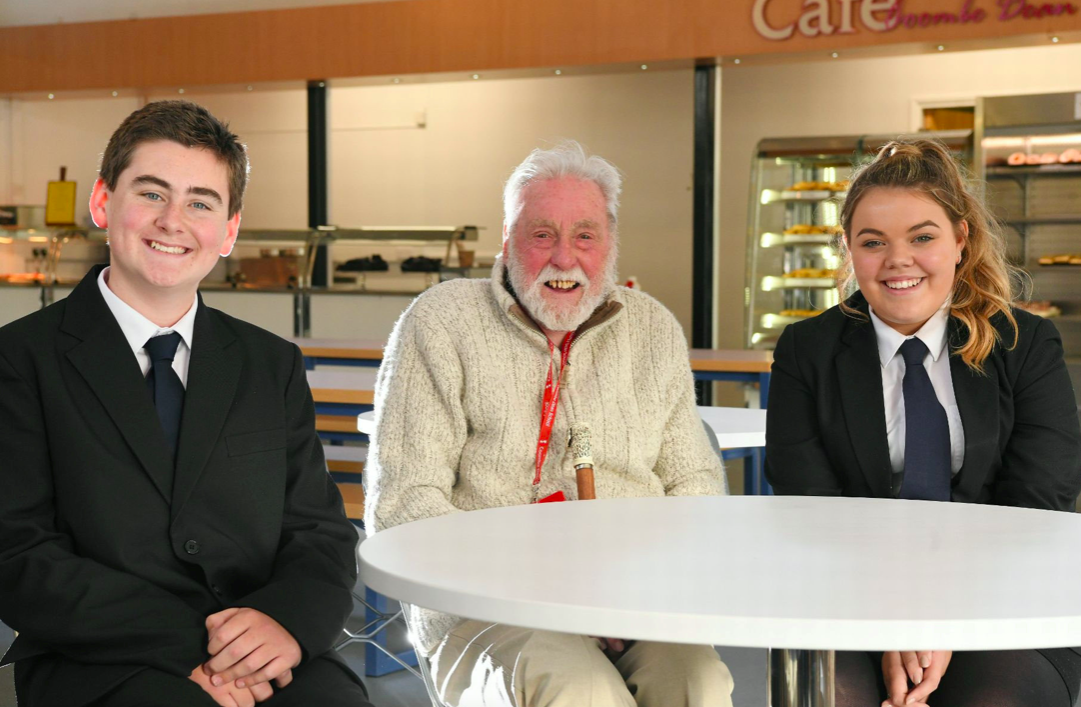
[834,305,894,497]
[62,267,175,503]
[948,319,999,491]
[171,302,240,517]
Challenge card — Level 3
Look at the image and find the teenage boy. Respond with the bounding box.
[0,101,372,707]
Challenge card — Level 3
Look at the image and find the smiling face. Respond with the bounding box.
[847,187,965,335]
[89,140,240,317]
[503,176,616,335]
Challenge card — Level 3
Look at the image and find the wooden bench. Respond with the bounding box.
[337,482,365,521]
[323,445,366,521]
[307,370,377,440]
[324,444,367,476]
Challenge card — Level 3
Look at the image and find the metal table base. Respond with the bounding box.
[769,649,835,707]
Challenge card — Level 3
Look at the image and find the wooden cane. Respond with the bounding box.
[569,423,596,500]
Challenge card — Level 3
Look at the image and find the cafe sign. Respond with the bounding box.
[753,0,1079,39]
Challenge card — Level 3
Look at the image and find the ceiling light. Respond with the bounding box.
[640,64,648,70]
[111,90,118,97]
[554,69,562,75]
[831,52,839,58]
[937,45,945,51]
[1052,36,1060,43]
[178,88,185,94]
[246,85,253,91]
[392,78,401,84]
[47,93,54,99]
[733,58,741,65]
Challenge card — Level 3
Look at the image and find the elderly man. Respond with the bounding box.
[365,142,734,706]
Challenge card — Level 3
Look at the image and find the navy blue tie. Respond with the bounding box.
[899,338,951,501]
[145,332,185,459]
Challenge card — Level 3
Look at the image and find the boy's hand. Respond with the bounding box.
[188,664,273,706]
[203,607,302,689]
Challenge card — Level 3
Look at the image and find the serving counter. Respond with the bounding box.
[0,225,483,340]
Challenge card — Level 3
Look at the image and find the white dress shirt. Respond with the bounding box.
[97,267,197,388]
[870,305,965,475]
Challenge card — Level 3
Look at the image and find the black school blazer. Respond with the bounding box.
[766,292,1081,510]
[0,266,358,707]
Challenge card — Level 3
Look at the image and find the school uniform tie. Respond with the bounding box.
[899,337,951,502]
[145,332,185,459]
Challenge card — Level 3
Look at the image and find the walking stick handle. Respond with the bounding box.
[569,423,596,501]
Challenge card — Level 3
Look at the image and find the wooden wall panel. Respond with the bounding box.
[2,0,1080,92]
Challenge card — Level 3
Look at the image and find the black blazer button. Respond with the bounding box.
[184,540,200,555]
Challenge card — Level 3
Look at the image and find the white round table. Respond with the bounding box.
[356,406,766,448]
[360,496,1081,705]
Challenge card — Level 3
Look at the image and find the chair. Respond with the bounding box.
[339,531,422,679]
[401,602,444,706]
[336,584,422,679]
[0,665,14,707]
[326,443,420,677]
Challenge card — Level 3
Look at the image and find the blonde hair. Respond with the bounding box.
[837,138,1022,373]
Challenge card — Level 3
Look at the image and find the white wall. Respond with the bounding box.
[3,95,141,227]
[144,87,309,230]
[719,43,1081,347]
[0,87,307,230]
[328,69,696,335]
[0,71,697,335]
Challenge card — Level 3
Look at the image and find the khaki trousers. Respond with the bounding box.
[429,621,734,707]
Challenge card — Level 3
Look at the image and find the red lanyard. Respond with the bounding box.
[533,332,575,494]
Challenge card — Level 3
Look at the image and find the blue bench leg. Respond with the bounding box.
[364,587,419,677]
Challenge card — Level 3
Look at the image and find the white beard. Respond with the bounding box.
[505,241,618,333]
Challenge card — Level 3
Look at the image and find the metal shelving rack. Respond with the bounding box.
[232,225,479,336]
[744,131,973,350]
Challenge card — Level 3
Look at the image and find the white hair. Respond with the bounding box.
[502,140,623,239]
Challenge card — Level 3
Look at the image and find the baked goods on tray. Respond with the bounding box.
[1006,149,1081,166]
[1014,301,1061,317]
[783,224,842,236]
[1038,254,1081,266]
[789,180,849,192]
[782,268,835,279]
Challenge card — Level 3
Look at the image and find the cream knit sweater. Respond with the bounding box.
[364,258,727,652]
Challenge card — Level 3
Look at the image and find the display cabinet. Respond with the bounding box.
[745,131,973,349]
[977,91,1081,406]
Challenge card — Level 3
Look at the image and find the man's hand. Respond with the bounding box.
[188,665,273,706]
[591,637,629,660]
[881,650,952,707]
[203,607,302,689]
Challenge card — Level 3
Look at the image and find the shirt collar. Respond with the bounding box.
[97,266,198,356]
[869,303,950,368]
